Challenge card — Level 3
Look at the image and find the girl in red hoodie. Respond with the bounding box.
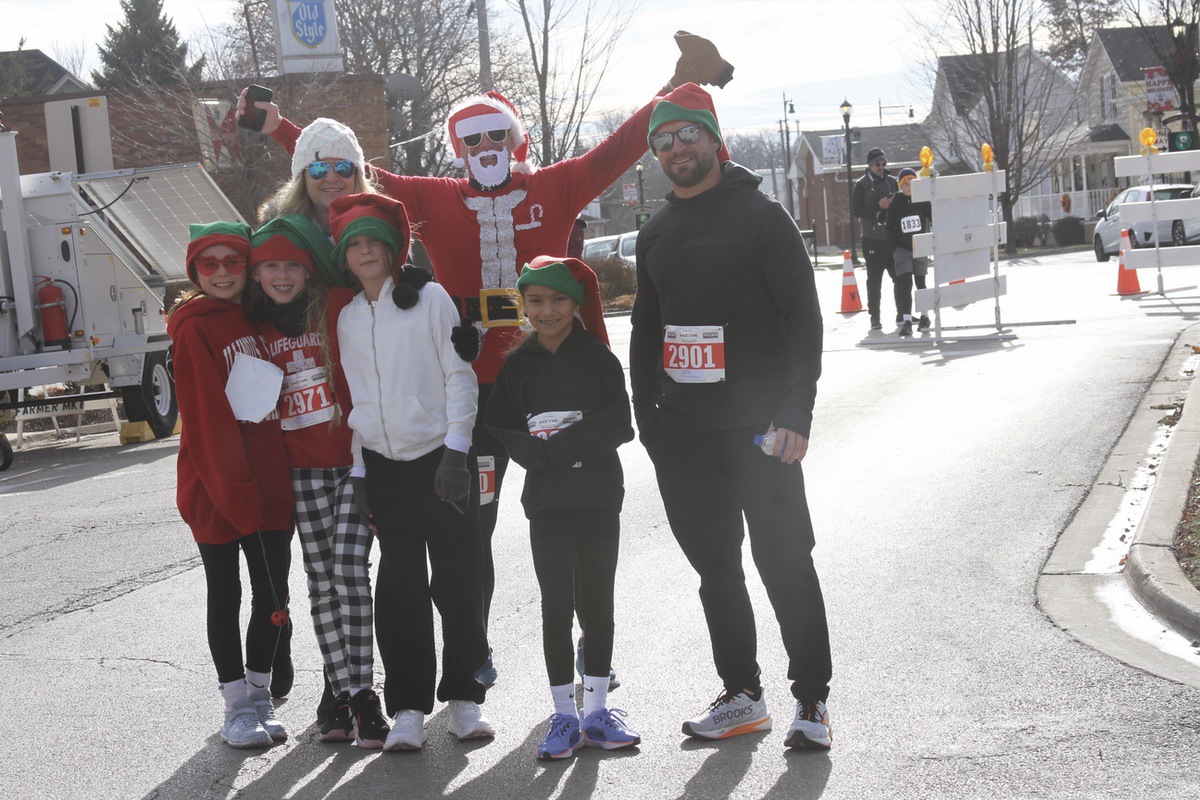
[167,222,294,749]
[245,214,391,748]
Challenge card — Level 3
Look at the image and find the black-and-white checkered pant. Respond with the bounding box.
[292,466,374,694]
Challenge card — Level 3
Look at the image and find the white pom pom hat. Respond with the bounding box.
[291,117,365,179]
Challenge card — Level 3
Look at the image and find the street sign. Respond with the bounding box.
[821,135,845,169]
[1169,130,1196,151]
[622,183,638,205]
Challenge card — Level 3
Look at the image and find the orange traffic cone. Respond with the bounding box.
[1117,229,1142,295]
[839,250,863,313]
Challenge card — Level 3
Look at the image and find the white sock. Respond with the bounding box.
[904,314,913,322]
[245,669,271,697]
[550,683,576,716]
[581,674,608,717]
[219,678,247,713]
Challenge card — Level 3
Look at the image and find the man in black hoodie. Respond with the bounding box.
[852,147,901,330]
[630,84,833,750]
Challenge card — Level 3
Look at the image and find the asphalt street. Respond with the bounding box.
[2,250,1199,799]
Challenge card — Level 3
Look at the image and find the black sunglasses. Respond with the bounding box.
[872,161,887,168]
[650,124,704,153]
[462,129,509,148]
[307,160,356,180]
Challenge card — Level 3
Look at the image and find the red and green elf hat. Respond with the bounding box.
[250,214,336,285]
[185,221,251,287]
[648,82,730,163]
[328,193,412,279]
[517,255,609,346]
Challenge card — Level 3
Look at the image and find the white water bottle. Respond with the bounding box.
[753,430,777,455]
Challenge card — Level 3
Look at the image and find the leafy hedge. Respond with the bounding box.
[1051,215,1085,246]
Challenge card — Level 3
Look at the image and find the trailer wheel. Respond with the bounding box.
[0,434,12,472]
[121,351,178,438]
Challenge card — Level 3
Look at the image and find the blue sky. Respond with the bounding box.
[2,0,937,137]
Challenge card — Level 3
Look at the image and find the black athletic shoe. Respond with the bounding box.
[319,691,354,743]
[898,320,913,337]
[869,318,882,331]
[918,315,931,332]
[316,674,336,726]
[349,689,391,749]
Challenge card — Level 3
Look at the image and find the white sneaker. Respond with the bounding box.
[784,699,832,750]
[682,689,771,739]
[248,688,288,742]
[447,700,495,740]
[220,698,273,749]
[383,710,426,751]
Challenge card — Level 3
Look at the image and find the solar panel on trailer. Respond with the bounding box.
[74,164,245,281]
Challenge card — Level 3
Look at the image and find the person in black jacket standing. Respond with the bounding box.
[852,148,901,331]
[885,168,933,336]
[486,256,640,760]
[630,84,833,750]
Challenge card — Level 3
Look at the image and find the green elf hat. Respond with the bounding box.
[648,82,730,162]
[186,221,251,287]
[517,255,609,346]
[328,193,412,279]
[251,214,336,285]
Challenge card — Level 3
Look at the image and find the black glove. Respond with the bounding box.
[349,476,374,530]
[671,31,735,89]
[451,317,481,362]
[434,448,470,511]
[391,264,432,309]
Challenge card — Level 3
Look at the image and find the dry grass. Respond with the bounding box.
[1177,454,1200,590]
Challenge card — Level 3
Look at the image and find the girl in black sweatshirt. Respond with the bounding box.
[484,256,640,761]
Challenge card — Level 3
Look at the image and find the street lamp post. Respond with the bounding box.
[782,93,795,219]
[634,161,650,229]
[1171,17,1198,132]
[841,99,858,265]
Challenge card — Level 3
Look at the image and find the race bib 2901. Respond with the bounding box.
[663,325,726,383]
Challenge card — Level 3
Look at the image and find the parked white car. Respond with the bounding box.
[1093,183,1193,261]
[582,230,638,267]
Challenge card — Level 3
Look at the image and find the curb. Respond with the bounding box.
[1125,334,1200,643]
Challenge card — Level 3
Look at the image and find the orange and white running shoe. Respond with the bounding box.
[682,689,772,739]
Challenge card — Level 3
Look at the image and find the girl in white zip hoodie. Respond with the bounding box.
[330,193,494,751]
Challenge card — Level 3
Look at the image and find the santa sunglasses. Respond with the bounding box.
[461,129,509,148]
[650,124,704,153]
[193,254,247,276]
[306,159,356,180]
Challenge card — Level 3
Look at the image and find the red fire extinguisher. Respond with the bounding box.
[36,277,69,348]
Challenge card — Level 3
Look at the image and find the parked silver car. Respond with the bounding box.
[581,230,638,267]
[1093,184,1193,262]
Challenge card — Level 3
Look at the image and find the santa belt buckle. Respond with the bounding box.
[479,288,523,328]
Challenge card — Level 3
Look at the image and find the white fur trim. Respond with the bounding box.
[454,113,513,139]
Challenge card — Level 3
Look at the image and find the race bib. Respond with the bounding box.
[478,455,496,505]
[900,215,923,234]
[527,410,583,468]
[663,325,726,383]
[280,366,336,431]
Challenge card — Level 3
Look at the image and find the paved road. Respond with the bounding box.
[2,251,1199,799]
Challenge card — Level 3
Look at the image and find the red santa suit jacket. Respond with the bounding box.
[271,100,655,384]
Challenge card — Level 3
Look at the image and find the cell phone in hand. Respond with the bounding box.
[237,84,273,132]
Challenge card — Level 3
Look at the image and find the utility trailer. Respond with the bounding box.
[0,99,247,470]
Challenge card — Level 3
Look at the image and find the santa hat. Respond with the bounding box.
[517,255,609,346]
[649,82,730,163]
[290,118,365,180]
[446,91,534,175]
[185,221,251,287]
[250,214,335,282]
[328,193,412,279]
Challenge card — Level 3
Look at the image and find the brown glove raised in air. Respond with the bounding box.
[671,31,735,89]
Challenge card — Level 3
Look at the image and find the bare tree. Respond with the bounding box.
[1123,0,1200,129]
[726,131,783,171]
[50,40,90,81]
[507,0,635,165]
[928,0,1081,251]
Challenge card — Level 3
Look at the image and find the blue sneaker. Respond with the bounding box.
[575,638,621,690]
[537,713,583,760]
[582,708,640,750]
[474,648,497,689]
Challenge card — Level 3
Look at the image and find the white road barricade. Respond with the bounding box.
[1114,149,1200,291]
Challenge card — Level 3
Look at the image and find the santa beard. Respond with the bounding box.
[468,147,511,189]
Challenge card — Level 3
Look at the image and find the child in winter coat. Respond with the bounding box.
[246,214,391,747]
[484,256,639,760]
[330,192,493,750]
[885,167,933,336]
[167,222,294,749]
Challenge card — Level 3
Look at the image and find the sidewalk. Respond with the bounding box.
[1040,323,1200,685]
